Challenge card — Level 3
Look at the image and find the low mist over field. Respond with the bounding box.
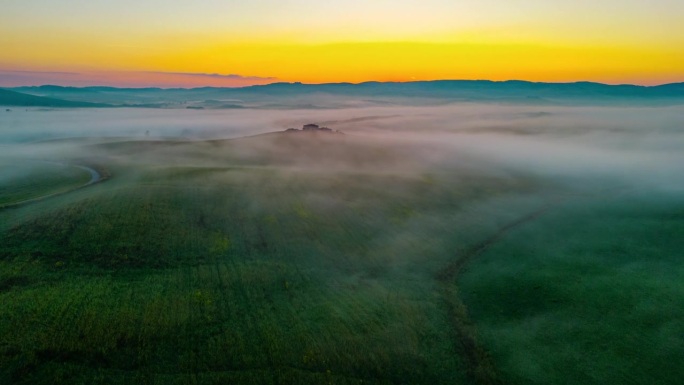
[2,0,683,383]
[2,102,683,188]
[1,99,683,385]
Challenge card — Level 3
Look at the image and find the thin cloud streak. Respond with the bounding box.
[148,72,278,81]
[0,70,80,76]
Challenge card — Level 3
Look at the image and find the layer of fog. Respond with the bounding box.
[1,102,682,195]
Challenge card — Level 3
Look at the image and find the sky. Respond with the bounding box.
[1,0,683,87]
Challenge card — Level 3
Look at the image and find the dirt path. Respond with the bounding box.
[436,200,560,385]
[0,161,103,210]
[73,164,101,186]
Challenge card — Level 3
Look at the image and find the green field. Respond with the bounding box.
[1,131,681,384]
[0,161,92,207]
[458,192,684,385]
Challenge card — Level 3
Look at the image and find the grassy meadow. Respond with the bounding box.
[0,131,547,384]
[0,161,92,208]
[458,191,684,385]
[0,105,682,384]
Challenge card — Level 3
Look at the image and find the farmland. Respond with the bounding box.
[0,131,540,384]
[0,161,92,208]
[1,105,683,384]
[458,191,684,385]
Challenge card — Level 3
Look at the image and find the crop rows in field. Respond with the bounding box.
[0,161,544,384]
[458,192,684,385]
[0,161,92,207]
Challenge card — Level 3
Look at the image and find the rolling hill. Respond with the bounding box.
[9,80,684,109]
[0,88,110,107]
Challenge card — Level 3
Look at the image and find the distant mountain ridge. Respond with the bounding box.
[5,80,684,108]
[0,88,110,107]
[13,80,684,93]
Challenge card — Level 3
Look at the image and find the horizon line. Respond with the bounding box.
[4,78,683,90]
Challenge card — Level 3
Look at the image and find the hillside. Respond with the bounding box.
[0,88,109,107]
[10,80,684,109]
[9,80,684,109]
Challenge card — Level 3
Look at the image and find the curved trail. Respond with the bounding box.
[0,161,103,210]
[73,164,101,186]
[436,200,561,385]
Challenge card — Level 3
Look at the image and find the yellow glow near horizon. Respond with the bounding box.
[1,1,682,86]
[6,40,678,86]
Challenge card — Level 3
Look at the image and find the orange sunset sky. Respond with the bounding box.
[1,0,682,87]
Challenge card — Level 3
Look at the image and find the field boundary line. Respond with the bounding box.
[436,199,562,385]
